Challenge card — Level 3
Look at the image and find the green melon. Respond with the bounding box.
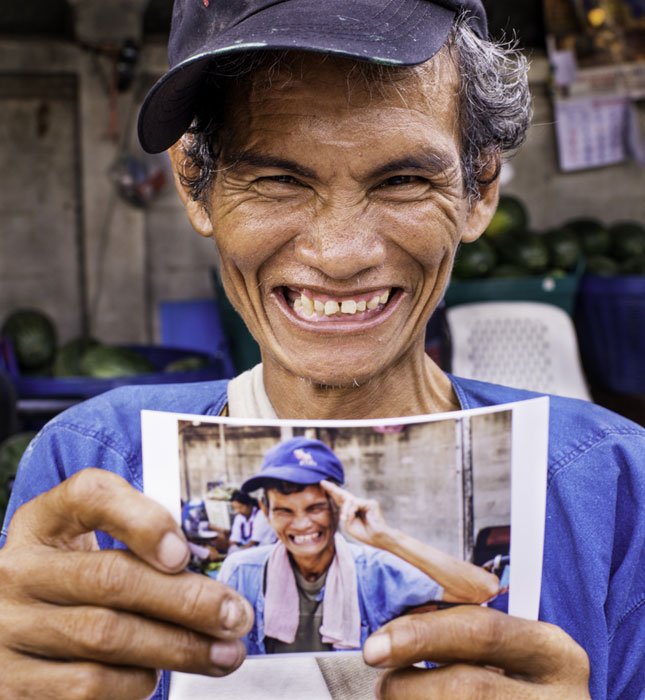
[585,255,619,276]
[452,238,498,279]
[0,431,36,520]
[53,336,100,377]
[164,355,210,373]
[80,345,155,378]
[485,195,529,239]
[544,226,582,271]
[495,231,550,274]
[1,309,57,371]
[609,221,645,262]
[565,218,610,256]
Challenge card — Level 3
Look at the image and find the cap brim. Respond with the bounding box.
[138,0,456,153]
[241,466,339,493]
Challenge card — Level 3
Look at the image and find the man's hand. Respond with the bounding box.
[363,606,591,699]
[0,469,254,700]
[320,480,390,548]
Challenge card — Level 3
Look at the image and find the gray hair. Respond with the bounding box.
[179,15,532,203]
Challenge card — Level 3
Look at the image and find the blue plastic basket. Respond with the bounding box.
[574,274,645,394]
[0,343,230,400]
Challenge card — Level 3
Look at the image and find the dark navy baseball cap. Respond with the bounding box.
[241,437,345,493]
[138,0,488,153]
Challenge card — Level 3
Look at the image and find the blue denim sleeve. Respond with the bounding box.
[0,418,138,549]
[540,428,645,700]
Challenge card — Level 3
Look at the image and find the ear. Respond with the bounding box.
[259,497,269,518]
[168,141,214,238]
[460,170,501,244]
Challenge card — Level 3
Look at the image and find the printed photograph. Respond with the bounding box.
[170,411,514,656]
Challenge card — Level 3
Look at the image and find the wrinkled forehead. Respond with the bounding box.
[218,48,460,124]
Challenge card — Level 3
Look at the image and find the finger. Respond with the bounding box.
[320,480,347,507]
[5,601,246,677]
[6,651,158,700]
[376,664,542,700]
[363,606,589,683]
[340,496,357,524]
[7,469,191,573]
[8,548,254,639]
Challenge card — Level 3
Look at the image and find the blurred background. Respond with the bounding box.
[1,1,644,515]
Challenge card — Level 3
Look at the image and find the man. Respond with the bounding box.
[0,1,642,699]
[227,489,276,550]
[220,436,499,654]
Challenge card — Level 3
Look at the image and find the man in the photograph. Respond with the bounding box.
[219,436,499,654]
[228,489,277,551]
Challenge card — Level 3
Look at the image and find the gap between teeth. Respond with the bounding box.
[295,291,390,317]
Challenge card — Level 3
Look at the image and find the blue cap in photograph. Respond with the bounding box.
[241,436,345,492]
[138,0,488,153]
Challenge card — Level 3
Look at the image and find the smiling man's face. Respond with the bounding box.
[266,485,337,568]
[177,52,495,394]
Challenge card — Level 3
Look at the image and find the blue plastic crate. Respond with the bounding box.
[574,274,645,394]
[0,342,230,400]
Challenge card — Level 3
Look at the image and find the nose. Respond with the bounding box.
[294,201,387,280]
[290,513,315,531]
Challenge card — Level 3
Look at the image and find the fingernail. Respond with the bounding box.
[363,633,391,667]
[157,531,189,569]
[221,596,248,631]
[209,640,242,671]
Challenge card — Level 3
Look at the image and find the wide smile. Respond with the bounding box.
[288,530,325,546]
[274,285,404,329]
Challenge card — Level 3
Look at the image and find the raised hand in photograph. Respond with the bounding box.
[321,480,500,604]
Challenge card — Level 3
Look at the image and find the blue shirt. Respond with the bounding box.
[1,376,643,699]
[218,541,443,654]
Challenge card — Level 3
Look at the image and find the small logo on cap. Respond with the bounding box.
[293,448,317,467]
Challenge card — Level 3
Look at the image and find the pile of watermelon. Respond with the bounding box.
[452,195,645,280]
[0,432,36,520]
[0,309,207,379]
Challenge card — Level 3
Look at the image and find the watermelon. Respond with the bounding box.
[620,256,645,275]
[1,309,57,371]
[495,231,550,274]
[565,218,610,256]
[164,355,210,373]
[485,195,529,239]
[489,264,527,278]
[585,255,619,276]
[609,221,645,261]
[80,345,155,378]
[544,226,582,271]
[452,238,498,279]
[0,431,37,520]
[53,336,99,377]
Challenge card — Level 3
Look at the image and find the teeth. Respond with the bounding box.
[293,290,392,316]
[301,294,314,316]
[324,300,340,316]
[293,533,319,544]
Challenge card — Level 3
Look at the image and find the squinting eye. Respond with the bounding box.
[382,175,425,187]
[262,175,300,185]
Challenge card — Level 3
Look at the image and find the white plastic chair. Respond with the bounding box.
[446,301,592,401]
